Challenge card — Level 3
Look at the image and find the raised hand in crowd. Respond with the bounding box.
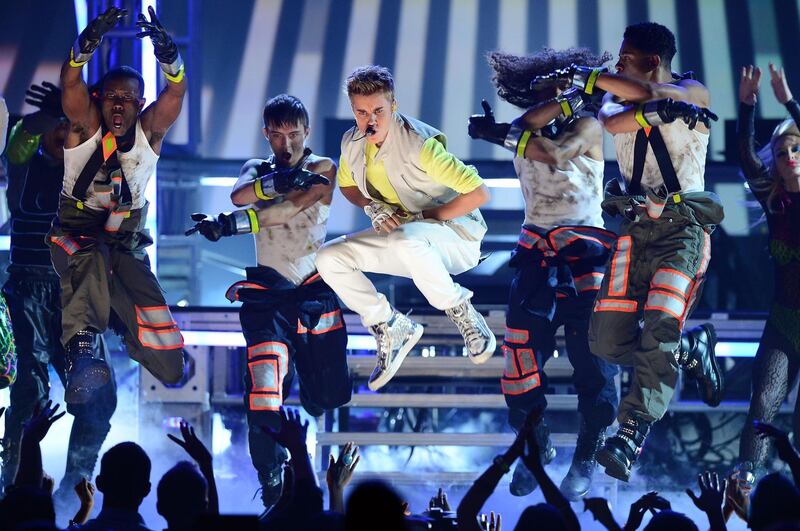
[623,491,671,531]
[23,400,66,444]
[686,471,727,531]
[584,497,622,531]
[754,420,800,486]
[262,407,309,457]
[478,511,501,531]
[168,420,219,515]
[722,471,751,524]
[41,472,54,495]
[429,487,451,512]
[71,477,96,525]
[768,62,793,104]
[327,441,360,513]
[521,409,580,531]
[16,401,66,489]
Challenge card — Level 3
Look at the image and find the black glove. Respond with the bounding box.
[256,161,330,198]
[136,6,179,64]
[468,100,511,146]
[531,66,575,91]
[186,213,235,241]
[655,99,719,129]
[78,7,127,55]
[23,82,65,134]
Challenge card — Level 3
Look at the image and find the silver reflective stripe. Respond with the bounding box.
[136,306,176,327]
[501,372,541,396]
[517,348,537,374]
[609,236,632,296]
[250,359,279,393]
[51,236,80,255]
[594,299,637,312]
[574,272,603,292]
[651,269,691,296]
[645,290,686,320]
[504,327,529,345]
[139,326,184,350]
[248,341,289,360]
[518,229,540,249]
[502,346,518,378]
[250,394,282,411]
[300,310,343,335]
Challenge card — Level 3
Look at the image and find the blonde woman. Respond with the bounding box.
[737,64,800,476]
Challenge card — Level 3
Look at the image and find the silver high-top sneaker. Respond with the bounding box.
[445,299,496,364]
[368,311,423,391]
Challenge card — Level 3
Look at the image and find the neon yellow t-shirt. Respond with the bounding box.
[337,137,483,209]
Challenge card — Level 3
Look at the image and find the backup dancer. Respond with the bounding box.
[469,47,618,500]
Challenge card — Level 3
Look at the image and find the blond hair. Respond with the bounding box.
[345,65,395,100]
[756,118,800,212]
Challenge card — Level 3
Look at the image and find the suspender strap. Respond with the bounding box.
[646,127,683,194]
[622,126,682,196]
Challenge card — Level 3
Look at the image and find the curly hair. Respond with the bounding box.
[488,47,612,108]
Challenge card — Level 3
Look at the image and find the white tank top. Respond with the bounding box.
[254,199,330,286]
[514,153,605,229]
[613,120,709,192]
[62,120,158,210]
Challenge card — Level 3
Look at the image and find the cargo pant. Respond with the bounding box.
[47,196,184,385]
[588,192,724,423]
[0,271,116,491]
[502,225,619,432]
[227,266,352,486]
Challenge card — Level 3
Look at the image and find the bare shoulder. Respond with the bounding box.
[240,158,267,176]
[677,78,710,107]
[306,154,336,174]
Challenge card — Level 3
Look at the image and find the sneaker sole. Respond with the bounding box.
[595,447,631,482]
[469,330,497,365]
[700,323,723,407]
[368,323,424,391]
[65,363,111,404]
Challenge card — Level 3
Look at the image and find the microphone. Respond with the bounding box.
[365,125,376,136]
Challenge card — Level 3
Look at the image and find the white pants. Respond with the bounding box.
[315,220,481,326]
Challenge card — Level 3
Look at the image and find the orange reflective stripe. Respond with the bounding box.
[504,327,529,345]
[548,227,615,251]
[225,281,268,302]
[594,298,638,313]
[136,305,176,327]
[651,268,692,296]
[696,232,711,277]
[301,272,322,285]
[608,236,632,297]
[501,372,541,395]
[644,290,686,320]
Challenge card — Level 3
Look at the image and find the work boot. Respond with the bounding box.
[445,299,496,364]
[560,421,606,500]
[257,468,284,514]
[678,323,723,407]
[596,415,651,482]
[368,311,423,391]
[509,419,557,496]
[65,330,111,404]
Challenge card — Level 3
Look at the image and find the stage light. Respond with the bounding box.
[200,176,238,187]
[73,1,88,83]
[141,0,158,272]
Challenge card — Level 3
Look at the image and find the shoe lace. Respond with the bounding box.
[448,304,483,348]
